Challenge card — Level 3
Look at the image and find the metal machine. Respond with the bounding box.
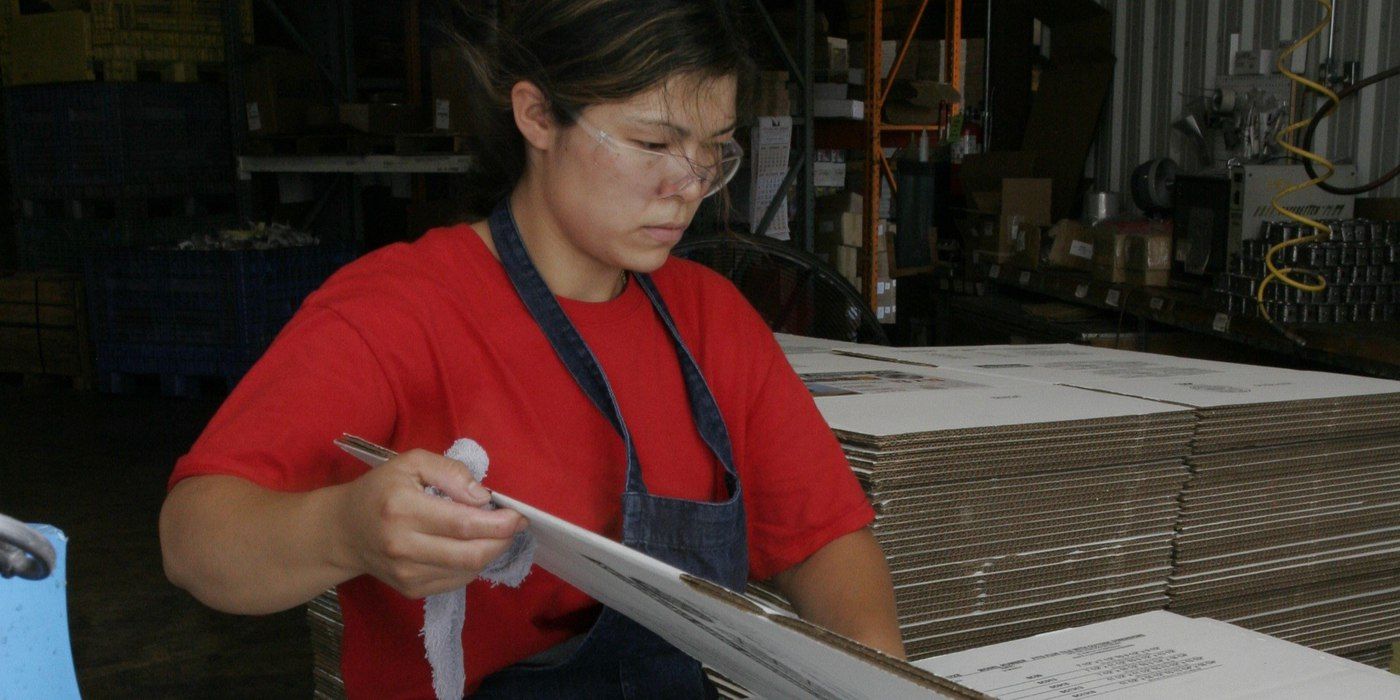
[1172,164,1356,277]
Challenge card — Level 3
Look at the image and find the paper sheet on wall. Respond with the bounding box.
[750,116,792,240]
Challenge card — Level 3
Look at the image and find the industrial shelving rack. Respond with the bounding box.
[855,0,962,309]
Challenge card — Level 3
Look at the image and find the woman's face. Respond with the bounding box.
[539,73,738,273]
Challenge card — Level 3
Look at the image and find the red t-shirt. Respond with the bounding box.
[169,224,874,698]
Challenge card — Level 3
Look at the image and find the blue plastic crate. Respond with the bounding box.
[18,219,125,273]
[18,212,239,273]
[85,245,355,375]
[94,341,245,379]
[4,83,231,189]
[93,341,254,396]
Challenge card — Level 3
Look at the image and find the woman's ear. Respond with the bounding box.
[510,80,556,151]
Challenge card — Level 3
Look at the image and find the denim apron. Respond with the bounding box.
[472,199,749,698]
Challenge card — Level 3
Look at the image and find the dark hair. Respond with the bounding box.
[440,0,755,215]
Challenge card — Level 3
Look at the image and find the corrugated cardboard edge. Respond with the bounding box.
[679,574,991,700]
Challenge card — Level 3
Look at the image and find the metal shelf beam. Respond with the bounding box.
[237,155,474,177]
[861,0,963,310]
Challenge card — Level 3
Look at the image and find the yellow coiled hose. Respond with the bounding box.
[1257,0,1341,343]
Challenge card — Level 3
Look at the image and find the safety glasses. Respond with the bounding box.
[572,114,744,199]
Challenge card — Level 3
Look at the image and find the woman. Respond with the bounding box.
[159,1,903,696]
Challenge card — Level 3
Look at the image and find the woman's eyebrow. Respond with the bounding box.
[633,117,738,138]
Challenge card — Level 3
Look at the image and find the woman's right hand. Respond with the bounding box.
[329,449,528,599]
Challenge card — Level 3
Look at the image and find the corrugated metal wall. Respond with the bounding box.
[1090,0,1400,203]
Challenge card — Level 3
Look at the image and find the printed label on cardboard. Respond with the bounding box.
[1075,284,1089,299]
[1070,240,1094,259]
[246,102,262,131]
[915,611,1400,699]
[801,371,978,397]
[1106,289,1121,307]
[435,99,451,130]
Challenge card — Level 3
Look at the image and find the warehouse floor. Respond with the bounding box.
[0,382,310,698]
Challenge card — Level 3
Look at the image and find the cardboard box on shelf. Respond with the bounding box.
[756,71,791,116]
[1044,219,1096,271]
[0,272,90,379]
[814,98,863,120]
[1091,223,1131,284]
[850,39,897,80]
[2,1,253,86]
[1125,224,1173,271]
[1010,223,1047,271]
[823,244,859,285]
[1124,268,1171,287]
[817,212,863,249]
[959,151,1040,210]
[4,9,90,85]
[430,47,472,133]
[813,161,846,188]
[338,102,421,135]
[246,47,332,134]
[954,3,1112,221]
[812,82,851,101]
[1123,222,1172,287]
[815,193,864,263]
[815,36,849,79]
[1091,219,1169,284]
[877,220,894,279]
[818,191,862,215]
[987,178,1052,265]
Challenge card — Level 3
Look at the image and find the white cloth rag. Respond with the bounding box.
[422,438,536,700]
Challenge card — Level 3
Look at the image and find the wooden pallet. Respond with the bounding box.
[0,272,95,387]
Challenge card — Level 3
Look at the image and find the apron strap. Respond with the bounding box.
[487,198,738,497]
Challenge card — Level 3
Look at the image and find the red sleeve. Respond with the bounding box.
[168,304,397,493]
[738,329,876,581]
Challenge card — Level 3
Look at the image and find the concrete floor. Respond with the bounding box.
[0,381,310,698]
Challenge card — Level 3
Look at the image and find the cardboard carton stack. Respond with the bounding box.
[308,590,345,699]
[0,271,93,385]
[1168,433,1400,665]
[780,344,1195,658]
[1091,219,1172,286]
[1,0,254,86]
[841,342,1400,667]
[1132,366,1400,667]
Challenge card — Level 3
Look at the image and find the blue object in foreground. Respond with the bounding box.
[0,524,82,699]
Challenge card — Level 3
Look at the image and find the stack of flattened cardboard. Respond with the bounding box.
[1168,436,1400,666]
[825,341,1400,667]
[308,590,346,699]
[781,345,1194,659]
